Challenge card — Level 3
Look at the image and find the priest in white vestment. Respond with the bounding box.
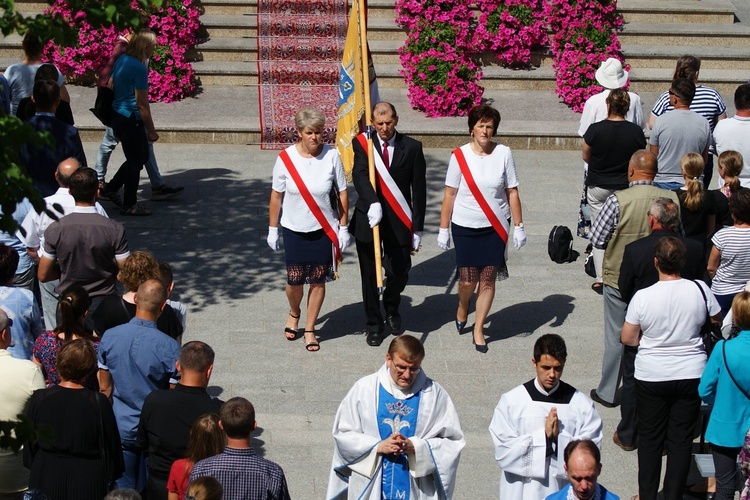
[489,334,603,499]
[326,335,465,500]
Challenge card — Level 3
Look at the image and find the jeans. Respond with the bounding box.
[108,112,148,208]
[117,440,147,492]
[654,181,684,190]
[39,279,59,331]
[96,127,164,188]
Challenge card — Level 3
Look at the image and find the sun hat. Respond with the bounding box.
[595,58,629,90]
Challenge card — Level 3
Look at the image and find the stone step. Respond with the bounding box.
[620,21,750,47]
[623,44,750,69]
[617,0,737,24]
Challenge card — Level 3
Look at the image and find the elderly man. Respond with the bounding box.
[327,334,465,499]
[649,78,711,190]
[351,102,427,346]
[38,167,129,324]
[0,309,45,498]
[490,334,603,499]
[713,83,750,188]
[589,150,678,408]
[19,157,108,329]
[137,341,222,500]
[98,279,180,492]
[545,440,619,500]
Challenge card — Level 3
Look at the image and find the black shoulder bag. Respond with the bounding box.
[693,280,723,357]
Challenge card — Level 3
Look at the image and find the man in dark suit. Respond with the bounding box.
[351,102,426,346]
[613,196,705,452]
[20,79,86,197]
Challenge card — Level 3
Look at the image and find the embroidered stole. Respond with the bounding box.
[278,149,341,268]
[452,146,509,244]
[356,134,413,232]
[377,384,420,500]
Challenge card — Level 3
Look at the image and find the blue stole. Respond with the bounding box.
[377,383,420,500]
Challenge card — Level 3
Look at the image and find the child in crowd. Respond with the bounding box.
[675,152,716,247]
[713,150,744,229]
[167,413,225,500]
[185,477,223,500]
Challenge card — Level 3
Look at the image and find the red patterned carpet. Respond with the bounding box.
[258,0,347,149]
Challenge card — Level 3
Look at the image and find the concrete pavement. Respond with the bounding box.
[84,139,694,498]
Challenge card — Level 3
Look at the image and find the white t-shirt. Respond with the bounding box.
[272,144,346,233]
[3,62,65,115]
[713,115,750,189]
[711,226,750,295]
[627,279,719,382]
[445,143,519,228]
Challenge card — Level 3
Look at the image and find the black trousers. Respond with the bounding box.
[616,345,638,446]
[109,111,147,208]
[635,378,701,500]
[712,444,740,500]
[355,236,411,332]
[145,472,168,500]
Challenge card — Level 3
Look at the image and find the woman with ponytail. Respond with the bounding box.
[712,151,744,230]
[32,285,100,389]
[675,152,716,247]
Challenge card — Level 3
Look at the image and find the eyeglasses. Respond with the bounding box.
[668,89,683,100]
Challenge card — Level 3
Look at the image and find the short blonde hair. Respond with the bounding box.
[732,291,750,330]
[294,107,325,132]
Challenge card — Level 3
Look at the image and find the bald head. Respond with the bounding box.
[372,102,397,118]
[134,279,167,317]
[628,149,658,180]
[56,158,82,188]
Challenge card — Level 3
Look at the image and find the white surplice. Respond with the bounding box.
[489,379,603,499]
[326,364,465,500]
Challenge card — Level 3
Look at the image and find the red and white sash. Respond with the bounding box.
[452,146,509,244]
[356,134,413,232]
[278,149,341,268]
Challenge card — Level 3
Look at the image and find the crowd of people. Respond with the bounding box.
[2,31,750,500]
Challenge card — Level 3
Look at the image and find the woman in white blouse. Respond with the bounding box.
[437,104,526,353]
[267,107,349,352]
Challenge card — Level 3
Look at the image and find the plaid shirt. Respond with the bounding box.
[589,180,655,249]
[189,447,290,500]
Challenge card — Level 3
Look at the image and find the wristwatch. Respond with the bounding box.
[515,222,524,228]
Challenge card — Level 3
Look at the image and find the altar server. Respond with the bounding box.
[326,335,465,499]
[489,334,603,499]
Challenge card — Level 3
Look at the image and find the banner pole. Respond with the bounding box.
[358,0,383,294]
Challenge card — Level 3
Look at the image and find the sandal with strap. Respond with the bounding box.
[285,311,300,341]
[120,203,152,216]
[304,330,320,352]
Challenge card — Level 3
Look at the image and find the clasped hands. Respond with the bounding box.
[377,433,415,456]
[545,407,559,440]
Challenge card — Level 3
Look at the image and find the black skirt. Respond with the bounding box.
[283,228,333,266]
[452,223,506,267]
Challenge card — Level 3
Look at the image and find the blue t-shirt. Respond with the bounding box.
[111,54,148,119]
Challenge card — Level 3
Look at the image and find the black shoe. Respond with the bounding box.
[366,330,384,347]
[612,431,637,451]
[151,184,184,201]
[590,389,617,408]
[386,314,401,334]
[455,319,467,334]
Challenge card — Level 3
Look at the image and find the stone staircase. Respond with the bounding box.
[1,0,749,149]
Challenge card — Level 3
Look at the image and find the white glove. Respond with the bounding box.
[367,203,383,228]
[412,232,422,251]
[513,225,527,250]
[267,226,280,251]
[437,228,451,250]
[338,225,350,252]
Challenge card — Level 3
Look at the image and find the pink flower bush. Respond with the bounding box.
[397,0,623,116]
[43,0,200,102]
[396,0,483,117]
[474,0,547,67]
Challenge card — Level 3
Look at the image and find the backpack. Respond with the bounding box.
[548,225,575,263]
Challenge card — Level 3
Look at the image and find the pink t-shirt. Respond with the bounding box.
[167,458,193,499]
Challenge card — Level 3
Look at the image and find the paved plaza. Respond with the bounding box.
[81,140,663,499]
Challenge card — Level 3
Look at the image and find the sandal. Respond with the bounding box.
[591,282,603,295]
[304,330,320,352]
[120,203,152,216]
[285,311,300,341]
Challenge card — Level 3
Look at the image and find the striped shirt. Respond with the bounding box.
[651,85,726,152]
[710,226,750,295]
